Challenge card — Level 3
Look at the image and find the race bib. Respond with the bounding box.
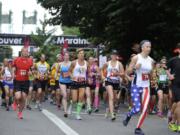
[20,70,27,76]
[62,72,70,78]
[77,77,85,82]
[107,78,119,84]
[39,74,45,80]
[159,75,167,81]
[142,73,149,81]
[88,78,93,85]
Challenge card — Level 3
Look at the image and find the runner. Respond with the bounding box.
[26,57,36,110]
[52,54,63,109]
[0,63,6,107]
[157,58,169,117]
[68,48,88,120]
[102,50,125,121]
[35,54,50,111]
[12,47,33,119]
[2,58,14,111]
[123,40,154,135]
[167,43,180,133]
[56,52,71,117]
[149,64,158,115]
[86,57,100,113]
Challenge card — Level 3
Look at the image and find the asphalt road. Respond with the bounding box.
[0,101,178,135]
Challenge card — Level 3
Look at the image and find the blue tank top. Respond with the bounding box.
[59,62,72,84]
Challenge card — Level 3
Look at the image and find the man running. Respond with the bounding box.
[123,40,154,135]
[167,43,180,133]
[12,47,33,119]
[35,54,50,111]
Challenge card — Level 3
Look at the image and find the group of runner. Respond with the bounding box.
[0,40,180,135]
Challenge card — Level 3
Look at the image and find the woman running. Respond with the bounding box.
[123,40,154,135]
[2,58,14,111]
[86,57,101,113]
[69,49,88,120]
[102,50,125,121]
[56,52,72,117]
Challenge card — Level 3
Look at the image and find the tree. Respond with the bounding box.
[0,46,12,62]
[31,18,61,66]
[38,0,180,61]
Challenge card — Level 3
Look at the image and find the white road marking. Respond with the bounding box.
[42,109,79,135]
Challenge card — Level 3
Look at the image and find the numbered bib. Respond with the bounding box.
[20,70,27,76]
[159,75,167,81]
[62,72,70,78]
[77,77,85,82]
[107,78,119,84]
[88,78,94,85]
[142,73,149,81]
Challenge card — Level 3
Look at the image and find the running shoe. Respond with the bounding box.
[168,123,177,132]
[67,101,72,115]
[167,111,172,123]
[6,106,10,111]
[111,113,116,121]
[34,104,38,109]
[157,112,163,118]
[134,128,145,135]
[18,112,23,119]
[12,102,17,111]
[123,114,131,126]
[76,114,82,120]
[87,108,92,115]
[94,108,99,113]
[57,105,61,110]
[177,125,180,133]
[27,105,32,110]
[38,103,42,111]
[64,113,68,118]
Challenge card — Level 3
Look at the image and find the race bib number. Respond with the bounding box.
[62,72,70,78]
[77,77,85,82]
[88,78,93,85]
[142,73,149,81]
[20,70,27,76]
[40,74,45,80]
[159,75,167,81]
[107,78,119,84]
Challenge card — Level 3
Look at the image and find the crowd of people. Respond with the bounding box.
[0,40,180,135]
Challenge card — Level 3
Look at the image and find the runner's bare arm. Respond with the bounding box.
[101,62,108,81]
[166,69,175,80]
[119,62,125,78]
[68,60,76,78]
[55,63,61,79]
[127,55,138,75]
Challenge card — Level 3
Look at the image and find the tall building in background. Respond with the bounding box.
[0,0,62,57]
[0,0,62,35]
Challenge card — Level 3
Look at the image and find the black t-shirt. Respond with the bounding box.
[167,56,180,84]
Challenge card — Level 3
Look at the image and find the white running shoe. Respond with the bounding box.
[76,114,82,120]
[67,103,72,115]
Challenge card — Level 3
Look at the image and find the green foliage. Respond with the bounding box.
[0,46,13,62]
[62,26,81,36]
[31,18,61,66]
[38,0,180,61]
[33,45,61,66]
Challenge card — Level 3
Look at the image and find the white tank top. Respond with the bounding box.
[135,54,153,87]
[106,61,120,80]
[3,67,13,83]
[73,60,87,79]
